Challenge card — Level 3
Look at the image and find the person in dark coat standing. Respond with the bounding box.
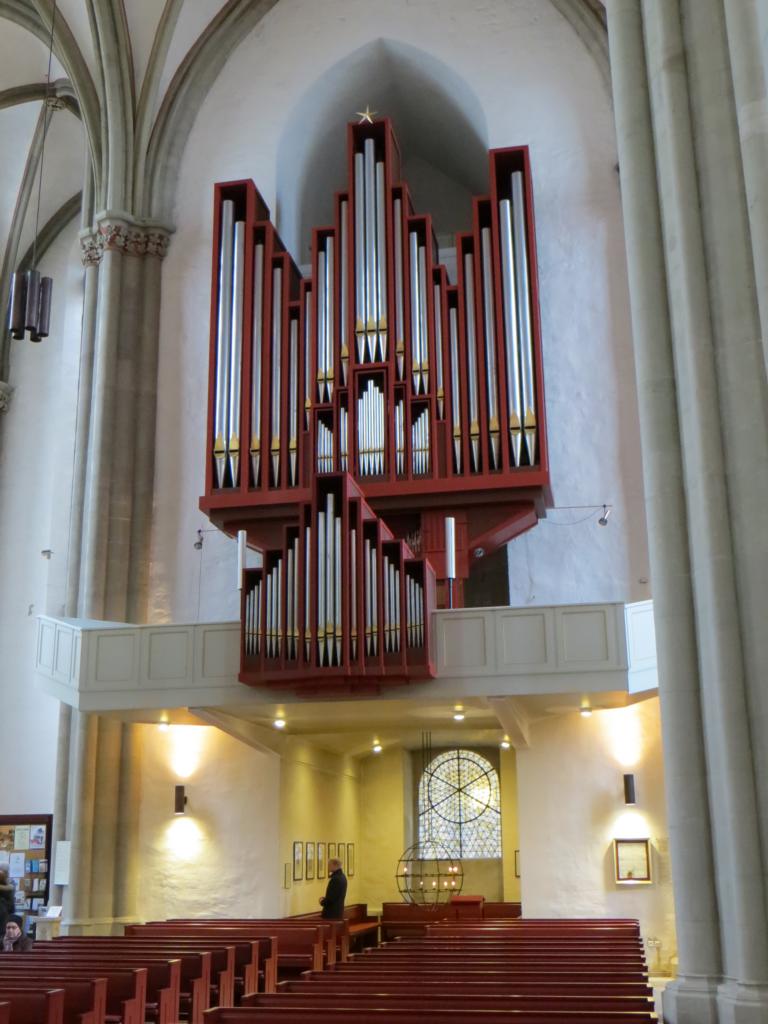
[319,858,347,919]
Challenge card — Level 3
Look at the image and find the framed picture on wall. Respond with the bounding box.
[293,841,304,881]
[328,842,336,861]
[317,842,326,879]
[346,843,355,878]
[283,863,291,889]
[305,842,315,881]
[614,838,652,884]
[337,843,345,871]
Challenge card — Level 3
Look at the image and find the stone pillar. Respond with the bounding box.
[61,219,170,932]
[608,0,768,1019]
[606,5,721,1020]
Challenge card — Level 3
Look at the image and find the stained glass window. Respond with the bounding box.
[418,749,502,859]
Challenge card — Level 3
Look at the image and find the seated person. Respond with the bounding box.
[2,915,33,952]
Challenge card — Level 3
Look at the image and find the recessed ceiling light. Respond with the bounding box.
[500,739,511,750]
[580,707,592,718]
[273,718,286,729]
[372,742,382,754]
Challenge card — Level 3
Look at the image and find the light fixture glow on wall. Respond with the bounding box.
[174,785,188,815]
[158,720,169,732]
[623,773,637,805]
[580,706,593,718]
[273,717,286,729]
[453,705,465,722]
[372,741,382,754]
[500,737,511,750]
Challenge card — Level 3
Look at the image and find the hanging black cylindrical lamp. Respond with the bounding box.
[8,269,53,342]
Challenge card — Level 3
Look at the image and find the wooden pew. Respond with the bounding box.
[0,988,65,1024]
[0,962,146,1024]
[38,938,214,1021]
[124,927,269,996]
[242,991,657,1014]
[283,977,654,998]
[290,904,379,952]
[0,977,106,1024]
[203,1006,657,1023]
[482,902,521,918]
[18,950,180,1024]
[0,1000,8,1024]
[145,921,325,978]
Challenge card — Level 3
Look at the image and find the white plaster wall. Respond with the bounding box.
[0,219,84,812]
[151,0,648,626]
[136,724,281,919]
[517,698,676,971]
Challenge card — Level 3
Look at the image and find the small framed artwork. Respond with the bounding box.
[317,842,327,879]
[337,843,345,871]
[305,841,316,881]
[328,842,336,861]
[293,841,304,881]
[514,849,520,878]
[346,843,355,878]
[283,862,291,890]
[614,838,652,884]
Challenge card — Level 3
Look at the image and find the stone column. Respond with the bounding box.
[606,5,721,1020]
[62,219,170,932]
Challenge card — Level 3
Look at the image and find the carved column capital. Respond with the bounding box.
[80,220,173,263]
[79,231,104,267]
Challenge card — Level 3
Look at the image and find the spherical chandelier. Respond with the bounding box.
[395,838,463,905]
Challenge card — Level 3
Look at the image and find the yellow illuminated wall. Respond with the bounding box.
[358,747,412,909]
[278,739,360,915]
[136,724,281,920]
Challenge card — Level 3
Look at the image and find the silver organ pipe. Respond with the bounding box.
[339,407,348,471]
[499,199,523,466]
[325,237,335,402]
[250,243,264,485]
[395,398,405,475]
[382,553,390,652]
[303,287,312,431]
[364,537,372,654]
[228,221,245,486]
[340,201,349,385]
[270,266,283,486]
[317,507,326,664]
[325,492,335,667]
[286,542,294,659]
[255,576,262,654]
[334,514,342,665]
[276,558,283,658]
[409,232,421,394]
[512,171,537,464]
[480,226,500,469]
[354,152,366,355]
[394,198,405,380]
[375,160,388,360]
[433,280,445,419]
[291,536,299,659]
[265,569,273,658]
[364,138,377,359]
[370,538,378,654]
[317,250,326,402]
[304,525,312,660]
[288,318,299,486]
[418,244,429,394]
[412,407,430,476]
[350,527,357,659]
[449,305,462,473]
[463,251,481,472]
[213,199,234,487]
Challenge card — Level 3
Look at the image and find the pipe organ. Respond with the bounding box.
[202,118,549,693]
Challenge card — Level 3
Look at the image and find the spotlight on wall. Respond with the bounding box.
[158,720,170,732]
[174,785,188,815]
[580,706,593,718]
[273,717,286,730]
[453,705,465,722]
[598,505,612,526]
[372,741,383,754]
[623,773,637,805]
[500,737,511,750]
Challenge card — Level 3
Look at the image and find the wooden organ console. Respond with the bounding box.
[200,118,550,694]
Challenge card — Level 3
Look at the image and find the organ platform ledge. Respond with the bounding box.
[34,601,657,717]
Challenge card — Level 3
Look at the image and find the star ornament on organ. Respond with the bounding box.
[356,105,377,124]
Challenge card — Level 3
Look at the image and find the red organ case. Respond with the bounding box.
[200,118,550,694]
